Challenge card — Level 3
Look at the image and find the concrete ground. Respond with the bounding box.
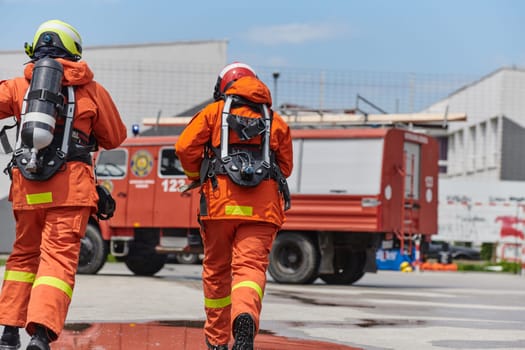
[1,262,524,349]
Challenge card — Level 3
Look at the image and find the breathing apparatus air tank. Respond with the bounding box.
[19,57,64,173]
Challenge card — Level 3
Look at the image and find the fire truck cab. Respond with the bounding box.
[79,136,201,276]
[79,114,442,284]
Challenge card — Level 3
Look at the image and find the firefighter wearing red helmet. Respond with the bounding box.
[176,62,293,350]
[0,19,126,350]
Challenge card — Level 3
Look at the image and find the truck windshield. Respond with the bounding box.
[159,148,185,176]
[95,149,127,178]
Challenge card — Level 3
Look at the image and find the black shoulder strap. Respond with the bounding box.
[219,94,271,161]
[229,94,262,111]
[0,119,18,154]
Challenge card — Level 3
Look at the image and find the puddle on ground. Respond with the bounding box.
[51,320,361,349]
[267,291,375,309]
[355,318,425,328]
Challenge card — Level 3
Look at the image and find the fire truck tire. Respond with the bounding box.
[125,241,167,276]
[268,233,320,284]
[319,250,366,285]
[174,253,200,264]
[77,223,108,275]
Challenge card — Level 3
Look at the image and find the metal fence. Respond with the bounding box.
[254,66,477,115]
[75,61,481,119]
[0,53,483,118]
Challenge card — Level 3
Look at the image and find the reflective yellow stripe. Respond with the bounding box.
[232,280,263,300]
[184,169,200,178]
[33,276,73,299]
[225,205,253,216]
[4,270,36,284]
[204,295,231,309]
[26,192,53,205]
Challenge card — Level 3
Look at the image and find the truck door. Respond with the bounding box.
[126,146,158,227]
[153,147,193,228]
[404,141,421,200]
[403,140,422,237]
[95,148,129,226]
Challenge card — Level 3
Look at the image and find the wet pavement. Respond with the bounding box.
[49,320,360,349]
[3,263,525,349]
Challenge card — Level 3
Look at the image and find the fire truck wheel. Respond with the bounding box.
[174,253,200,265]
[319,250,366,285]
[77,222,108,275]
[268,233,320,284]
[125,241,167,276]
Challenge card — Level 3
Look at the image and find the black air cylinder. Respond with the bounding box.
[21,57,63,150]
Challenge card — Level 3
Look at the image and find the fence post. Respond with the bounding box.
[414,236,421,272]
[521,241,525,277]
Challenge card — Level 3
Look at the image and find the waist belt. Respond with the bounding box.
[200,147,291,212]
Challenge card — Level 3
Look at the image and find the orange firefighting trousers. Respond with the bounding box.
[0,206,90,340]
[201,219,278,345]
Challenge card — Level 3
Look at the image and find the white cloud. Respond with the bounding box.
[0,0,119,3]
[243,22,347,45]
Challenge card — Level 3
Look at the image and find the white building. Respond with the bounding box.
[422,67,525,254]
[422,67,525,180]
[0,41,227,252]
[0,40,228,131]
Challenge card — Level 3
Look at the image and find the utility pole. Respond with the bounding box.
[272,72,280,112]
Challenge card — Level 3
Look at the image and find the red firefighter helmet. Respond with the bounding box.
[213,62,257,100]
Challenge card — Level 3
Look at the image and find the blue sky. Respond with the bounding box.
[0,0,523,75]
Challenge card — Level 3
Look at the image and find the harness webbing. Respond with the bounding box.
[7,86,96,181]
[199,95,291,213]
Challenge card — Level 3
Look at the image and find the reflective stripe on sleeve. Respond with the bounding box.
[4,270,36,284]
[26,192,53,205]
[225,205,253,217]
[232,280,263,300]
[204,295,231,309]
[33,276,73,299]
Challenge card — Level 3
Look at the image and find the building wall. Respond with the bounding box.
[445,114,525,182]
[500,69,525,122]
[501,117,525,181]
[446,115,503,180]
[425,68,525,181]
[0,123,17,252]
[0,41,228,134]
[423,71,505,132]
[423,68,525,131]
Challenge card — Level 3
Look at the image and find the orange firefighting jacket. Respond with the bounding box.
[0,58,127,211]
[176,76,293,227]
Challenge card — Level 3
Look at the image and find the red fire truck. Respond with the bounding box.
[79,114,442,284]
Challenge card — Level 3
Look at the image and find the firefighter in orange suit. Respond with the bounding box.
[176,62,293,350]
[0,20,126,350]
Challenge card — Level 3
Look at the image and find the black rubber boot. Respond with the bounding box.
[205,337,228,350]
[0,326,21,350]
[232,313,255,350]
[26,325,50,350]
